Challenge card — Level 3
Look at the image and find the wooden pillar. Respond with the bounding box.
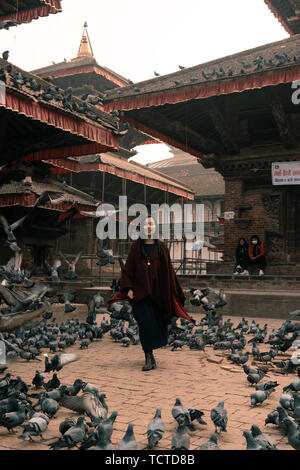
[101,171,105,203]
[285,189,296,258]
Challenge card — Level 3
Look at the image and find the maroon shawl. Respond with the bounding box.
[108,240,196,326]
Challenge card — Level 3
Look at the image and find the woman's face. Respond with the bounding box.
[143,217,156,238]
[240,239,245,246]
[252,238,258,245]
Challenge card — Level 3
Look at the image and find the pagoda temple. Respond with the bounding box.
[103,27,300,268]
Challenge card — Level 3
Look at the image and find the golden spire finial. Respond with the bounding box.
[77,21,94,58]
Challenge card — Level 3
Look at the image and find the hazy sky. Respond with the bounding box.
[0,0,288,163]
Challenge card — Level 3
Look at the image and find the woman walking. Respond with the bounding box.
[108,216,195,371]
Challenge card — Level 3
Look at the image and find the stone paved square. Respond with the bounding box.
[0,305,297,451]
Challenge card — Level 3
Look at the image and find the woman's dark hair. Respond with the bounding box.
[250,235,261,244]
[138,215,164,258]
[238,237,248,247]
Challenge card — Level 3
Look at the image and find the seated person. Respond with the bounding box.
[248,235,267,276]
[234,238,250,276]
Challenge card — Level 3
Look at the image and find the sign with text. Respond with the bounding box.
[224,211,235,220]
[272,162,300,185]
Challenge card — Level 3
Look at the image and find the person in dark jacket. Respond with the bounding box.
[108,215,195,371]
[234,238,250,276]
[248,235,267,276]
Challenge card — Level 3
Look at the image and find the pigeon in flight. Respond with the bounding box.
[59,251,82,280]
[44,352,80,373]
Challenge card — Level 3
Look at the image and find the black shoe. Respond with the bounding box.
[150,351,157,369]
[142,351,153,371]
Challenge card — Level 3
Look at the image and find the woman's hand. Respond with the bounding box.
[127,289,134,299]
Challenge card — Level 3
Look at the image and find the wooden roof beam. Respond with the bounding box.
[134,109,223,155]
[265,87,298,149]
[205,99,240,155]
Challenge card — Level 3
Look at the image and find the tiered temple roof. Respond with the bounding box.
[0,0,62,26]
[264,0,300,35]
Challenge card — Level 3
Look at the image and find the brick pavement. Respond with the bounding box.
[0,306,297,451]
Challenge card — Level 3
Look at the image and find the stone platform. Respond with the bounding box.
[0,306,297,451]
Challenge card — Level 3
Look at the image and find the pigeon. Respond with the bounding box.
[0,403,26,432]
[44,259,61,284]
[59,417,76,435]
[97,248,115,267]
[18,412,49,441]
[283,379,300,393]
[171,424,190,450]
[65,379,83,396]
[276,406,296,433]
[117,423,138,450]
[243,430,263,450]
[59,251,82,280]
[2,51,9,61]
[199,434,219,450]
[265,410,279,426]
[279,392,294,411]
[292,393,300,419]
[282,418,300,450]
[247,370,267,386]
[210,401,228,433]
[44,386,68,403]
[32,371,45,389]
[34,394,59,418]
[93,423,115,450]
[250,389,275,407]
[255,381,279,391]
[59,392,108,423]
[44,353,80,372]
[172,398,192,427]
[49,416,88,450]
[43,373,60,391]
[80,410,118,449]
[58,293,76,313]
[147,408,166,449]
[250,425,277,450]
[81,382,99,394]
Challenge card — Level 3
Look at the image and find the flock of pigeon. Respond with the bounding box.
[0,208,300,450]
[0,278,299,449]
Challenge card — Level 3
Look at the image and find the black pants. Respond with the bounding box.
[249,256,267,270]
[132,296,168,353]
[235,257,249,270]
